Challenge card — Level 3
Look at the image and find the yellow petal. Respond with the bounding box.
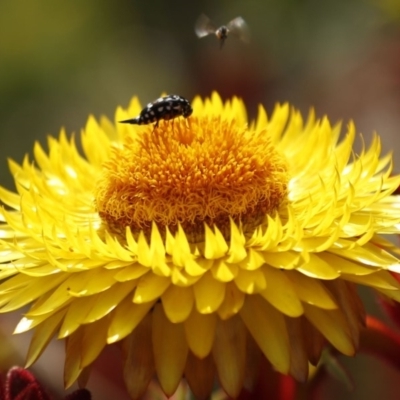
[321,253,377,275]
[301,317,325,365]
[58,296,99,338]
[285,317,309,382]
[342,270,400,290]
[325,280,365,347]
[330,242,399,267]
[184,310,217,358]
[171,267,201,287]
[107,296,155,344]
[133,273,170,303]
[204,224,229,259]
[162,285,194,323]
[234,268,267,294]
[152,304,188,396]
[243,249,266,271]
[81,318,108,367]
[298,253,340,279]
[211,260,238,282]
[25,309,66,367]
[123,313,155,400]
[114,264,148,282]
[303,303,355,356]
[262,251,300,270]
[83,281,136,323]
[15,312,54,334]
[184,257,211,277]
[149,222,170,276]
[64,328,84,388]
[240,295,290,374]
[217,282,245,320]
[137,232,152,267]
[171,225,192,266]
[242,334,262,392]
[260,267,303,317]
[288,271,337,309]
[378,287,400,302]
[194,272,225,314]
[184,352,215,400]
[226,219,247,263]
[212,316,246,398]
[0,273,66,312]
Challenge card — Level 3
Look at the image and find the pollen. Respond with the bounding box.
[95,115,289,241]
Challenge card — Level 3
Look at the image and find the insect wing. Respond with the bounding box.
[227,17,250,43]
[195,14,217,38]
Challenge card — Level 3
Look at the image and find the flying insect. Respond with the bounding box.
[195,14,250,49]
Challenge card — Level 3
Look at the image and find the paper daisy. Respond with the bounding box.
[1,92,400,399]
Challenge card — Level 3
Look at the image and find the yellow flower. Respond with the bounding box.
[1,92,400,399]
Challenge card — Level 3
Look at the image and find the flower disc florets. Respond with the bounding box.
[96,113,288,242]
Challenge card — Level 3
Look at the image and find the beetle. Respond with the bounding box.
[195,14,250,49]
[119,95,193,128]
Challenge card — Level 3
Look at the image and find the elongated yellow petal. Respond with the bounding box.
[123,313,155,400]
[184,309,217,358]
[301,317,325,365]
[342,270,400,290]
[81,317,108,367]
[285,316,309,382]
[0,273,66,312]
[260,267,303,317]
[64,328,84,388]
[325,280,365,347]
[242,334,262,392]
[321,252,378,275]
[288,271,337,309]
[212,316,246,398]
[152,304,188,396]
[262,251,300,270]
[298,253,340,279]
[303,304,354,355]
[184,352,215,400]
[226,219,247,263]
[107,297,155,344]
[83,281,136,323]
[58,296,99,338]
[25,309,66,366]
[240,295,290,374]
[114,265,148,282]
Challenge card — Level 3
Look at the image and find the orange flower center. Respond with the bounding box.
[95,116,289,241]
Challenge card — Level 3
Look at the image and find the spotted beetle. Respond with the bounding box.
[195,14,250,49]
[119,95,193,128]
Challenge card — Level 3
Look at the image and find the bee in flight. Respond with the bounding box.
[119,95,193,129]
[194,14,250,49]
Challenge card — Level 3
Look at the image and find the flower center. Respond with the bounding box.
[95,116,289,241]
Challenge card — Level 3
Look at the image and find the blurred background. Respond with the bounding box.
[1,0,400,398]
